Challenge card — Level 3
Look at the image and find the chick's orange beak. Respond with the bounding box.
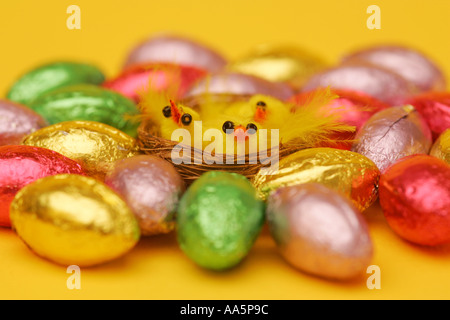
[234,125,248,141]
[170,99,181,125]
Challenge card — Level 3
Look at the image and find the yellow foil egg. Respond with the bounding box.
[430,129,450,164]
[228,44,328,90]
[252,148,380,211]
[10,174,140,267]
[21,120,141,180]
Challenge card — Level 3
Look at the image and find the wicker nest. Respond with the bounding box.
[136,94,348,184]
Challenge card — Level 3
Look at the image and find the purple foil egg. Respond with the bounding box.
[105,155,185,236]
[184,72,294,101]
[123,34,227,73]
[266,183,373,280]
[351,105,432,172]
[0,99,47,145]
[301,64,416,105]
[342,45,446,92]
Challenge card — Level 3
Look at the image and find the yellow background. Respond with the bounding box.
[1,0,450,300]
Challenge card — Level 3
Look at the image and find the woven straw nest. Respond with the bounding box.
[136,94,311,185]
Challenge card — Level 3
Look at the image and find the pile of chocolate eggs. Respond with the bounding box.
[1,33,449,281]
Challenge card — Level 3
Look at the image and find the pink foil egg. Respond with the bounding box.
[124,34,227,73]
[104,155,185,236]
[266,183,373,280]
[342,45,446,93]
[351,105,432,172]
[0,100,47,145]
[0,145,86,227]
[379,155,450,246]
[184,72,294,101]
[404,91,450,141]
[301,64,416,105]
[103,63,208,102]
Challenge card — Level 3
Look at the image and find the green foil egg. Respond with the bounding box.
[7,61,105,105]
[177,171,265,270]
[27,84,140,137]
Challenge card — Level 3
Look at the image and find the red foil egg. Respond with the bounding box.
[342,45,446,93]
[379,155,450,246]
[0,145,86,227]
[103,63,208,102]
[0,100,47,145]
[184,72,294,101]
[301,64,416,105]
[404,92,450,141]
[123,34,227,73]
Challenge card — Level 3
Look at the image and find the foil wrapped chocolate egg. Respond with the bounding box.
[28,84,140,137]
[430,129,450,164]
[105,155,185,236]
[177,171,265,270]
[10,174,140,266]
[404,92,450,141]
[21,120,141,181]
[252,148,380,211]
[228,44,328,90]
[341,45,446,92]
[0,145,86,227]
[266,183,373,280]
[351,105,432,172]
[124,34,227,73]
[301,64,416,105]
[103,63,208,103]
[0,99,48,145]
[184,72,294,101]
[7,61,105,105]
[379,155,450,246]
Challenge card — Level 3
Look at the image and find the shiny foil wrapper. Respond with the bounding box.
[404,91,450,141]
[430,129,450,164]
[105,155,185,236]
[252,148,380,211]
[301,64,416,105]
[28,84,140,137]
[0,99,48,145]
[266,183,373,280]
[22,120,141,181]
[177,171,265,270]
[379,155,450,246]
[10,174,140,266]
[124,34,227,73]
[228,44,327,90]
[342,45,446,92]
[351,105,432,172]
[183,72,294,101]
[103,63,208,102]
[7,61,105,105]
[0,145,85,227]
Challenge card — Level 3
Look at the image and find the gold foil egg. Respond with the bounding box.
[430,129,450,164]
[21,120,141,180]
[252,147,380,211]
[10,174,140,267]
[228,44,328,90]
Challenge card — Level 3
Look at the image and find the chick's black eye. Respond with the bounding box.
[246,123,258,133]
[256,101,266,108]
[181,113,192,125]
[162,106,171,118]
[222,121,235,133]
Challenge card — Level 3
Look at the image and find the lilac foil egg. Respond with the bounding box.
[351,105,432,172]
[342,45,446,92]
[266,183,373,280]
[123,34,227,73]
[0,100,47,145]
[301,64,416,105]
[105,155,185,236]
[184,72,294,101]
